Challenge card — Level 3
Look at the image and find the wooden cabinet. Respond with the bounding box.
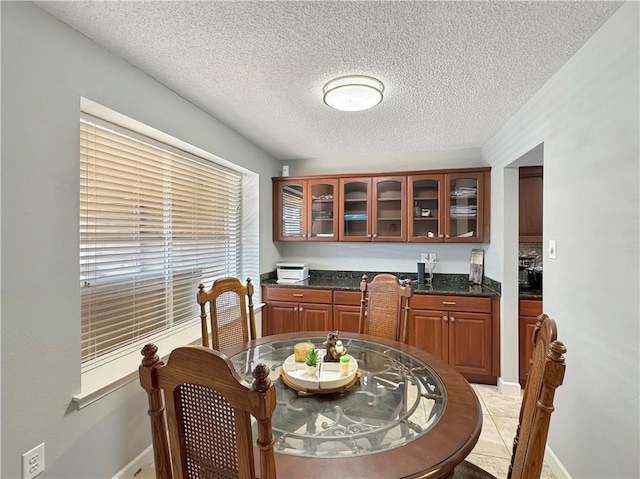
[519,299,542,387]
[262,285,499,384]
[408,171,490,243]
[339,177,371,241]
[339,176,406,241]
[409,295,493,381]
[333,290,362,333]
[273,178,339,241]
[263,288,332,335]
[274,167,490,243]
[519,166,543,242]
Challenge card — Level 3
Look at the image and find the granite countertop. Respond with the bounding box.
[519,287,542,300]
[261,271,501,297]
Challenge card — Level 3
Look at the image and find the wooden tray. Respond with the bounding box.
[280,367,361,394]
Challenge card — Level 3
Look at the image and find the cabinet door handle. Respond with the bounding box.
[293,294,304,297]
[443,315,448,321]
[450,316,455,322]
[373,233,378,239]
[445,234,450,239]
[438,234,444,238]
[442,301,456,306]
[294,307,298,312]
[367,234,372,238]
[299,307,304,312]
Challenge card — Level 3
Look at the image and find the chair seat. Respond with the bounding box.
[452,460,497,479]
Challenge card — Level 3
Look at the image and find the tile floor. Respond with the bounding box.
[134,383,556,479]
[467,384,556,479]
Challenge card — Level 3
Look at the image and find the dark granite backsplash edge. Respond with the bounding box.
[260,269,501,294]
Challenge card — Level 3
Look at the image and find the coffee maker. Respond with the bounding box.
[518,256,535,288]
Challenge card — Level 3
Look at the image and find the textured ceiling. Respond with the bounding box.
[37,1,621,162]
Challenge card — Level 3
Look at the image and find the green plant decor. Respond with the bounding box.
[305,348,318,367]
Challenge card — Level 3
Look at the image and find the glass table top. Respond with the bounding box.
[230,336,447,458]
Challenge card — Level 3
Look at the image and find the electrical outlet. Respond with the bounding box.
[22,443,45,479]
[428,253,437,262]
[420,253,429,263]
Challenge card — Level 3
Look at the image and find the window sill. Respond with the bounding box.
[72,303,264,409]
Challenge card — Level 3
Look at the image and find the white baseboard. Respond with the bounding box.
[112,445,153,479]
[498,377,522,397]
[545,445,572,479]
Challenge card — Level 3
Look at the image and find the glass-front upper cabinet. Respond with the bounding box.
[339,178,371,241]
[274,180,306,241]
[408,175,443,242]
[445,172,484,242]
[308,179,338,241]
[274,178,339,241]
[410,171,486,242]
[373,177,406,242]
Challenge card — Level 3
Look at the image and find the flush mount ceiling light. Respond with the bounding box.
[323,75,384,112]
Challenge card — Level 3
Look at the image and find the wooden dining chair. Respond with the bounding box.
[139,343,277,479]
[197,277,256,351]
[359,273,413,343]
[453,313,567,479]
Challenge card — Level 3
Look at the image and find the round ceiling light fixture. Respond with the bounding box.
[323,75,384,112]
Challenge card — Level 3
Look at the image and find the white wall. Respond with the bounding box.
[286,147,483,176]
[0,3,281,477]
[483,2,639,477]
[278,241,484,275]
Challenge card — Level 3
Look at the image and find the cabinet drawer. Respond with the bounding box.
[333,290,362,305]
[264,287,333,304]
[519,299,542,317]
[412,294,492,313]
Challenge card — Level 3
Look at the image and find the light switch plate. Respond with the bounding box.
[548,239,557,259]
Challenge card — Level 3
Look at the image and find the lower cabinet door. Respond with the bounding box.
[409,310,448,362]
[448,311,492,376]
[519,316,539,387]
[333,305,361,333]
[265,302,298,336]
[299,303,332,331]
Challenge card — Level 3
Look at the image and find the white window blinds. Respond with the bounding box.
[80,115,242,363]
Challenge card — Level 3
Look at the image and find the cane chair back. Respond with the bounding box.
[139,344,276,479]
[197,277,256,351]
[453,313,567,479]
[359,273,413,343]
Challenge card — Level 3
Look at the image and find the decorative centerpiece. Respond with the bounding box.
[280,332,359,393]
[323,331,347,362]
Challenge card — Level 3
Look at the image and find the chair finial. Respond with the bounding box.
[141,343,159,366]
[252,363,272,393]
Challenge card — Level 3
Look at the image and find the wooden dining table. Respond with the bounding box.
[225,331,482,479]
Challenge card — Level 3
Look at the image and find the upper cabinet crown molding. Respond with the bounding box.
[273,167,491,243]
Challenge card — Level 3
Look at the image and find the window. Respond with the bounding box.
[80,114,242,364]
